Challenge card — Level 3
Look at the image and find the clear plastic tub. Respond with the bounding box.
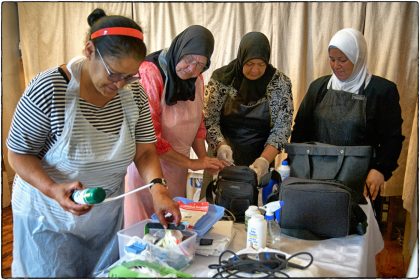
[151,197,225,237]
[117,219,197,269]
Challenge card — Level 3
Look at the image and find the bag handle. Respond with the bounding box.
[364,183,377,218]
[303,150,345,179]
[205,180,217,204]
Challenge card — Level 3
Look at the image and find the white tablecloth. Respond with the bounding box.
[185,200,384,277]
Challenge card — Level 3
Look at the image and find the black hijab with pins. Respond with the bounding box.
[145,25,214,105]
[211,32,276,104]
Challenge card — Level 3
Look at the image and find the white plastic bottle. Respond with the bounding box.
[244,205,260,231]
[278,160,290,182]
[247,214,267,249]
[265,209,282,249]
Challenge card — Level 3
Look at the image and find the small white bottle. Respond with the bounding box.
[278,160,291,182]
[266,209,282,249]
[247,214,267,249]
[244,205,260,231]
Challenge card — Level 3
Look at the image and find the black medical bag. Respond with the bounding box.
[206,166,258,222]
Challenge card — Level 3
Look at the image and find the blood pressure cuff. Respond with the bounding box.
[279,177,367,240]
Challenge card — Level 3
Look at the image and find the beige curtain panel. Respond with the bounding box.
[12,2,419,197]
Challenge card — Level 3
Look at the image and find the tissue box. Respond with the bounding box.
[117,219,197,269]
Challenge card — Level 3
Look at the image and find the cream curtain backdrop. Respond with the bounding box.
[18,2,133,81]
[15,1,418,196]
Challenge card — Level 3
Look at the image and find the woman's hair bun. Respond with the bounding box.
[87,8,107,27]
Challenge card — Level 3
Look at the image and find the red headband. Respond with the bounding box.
[90,27,143,40]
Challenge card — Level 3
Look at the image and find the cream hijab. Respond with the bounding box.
[327,28,372,93]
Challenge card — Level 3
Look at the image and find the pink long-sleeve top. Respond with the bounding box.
[139,61,207,155]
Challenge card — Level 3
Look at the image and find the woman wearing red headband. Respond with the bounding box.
[6,8,180,277]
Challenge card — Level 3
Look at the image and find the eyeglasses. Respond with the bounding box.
[96,48,139,84]
[182,55,207,71]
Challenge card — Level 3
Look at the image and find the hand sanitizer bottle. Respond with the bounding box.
[266,209,282,249]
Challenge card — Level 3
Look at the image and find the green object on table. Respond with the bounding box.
[108,260,193,278]
[108,265,150,278]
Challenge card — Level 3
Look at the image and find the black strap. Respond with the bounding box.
[58,65,70,83]
[259,169,281,188]
[364,183,377,218]
[205,180,217,204]
[351,203,368,235]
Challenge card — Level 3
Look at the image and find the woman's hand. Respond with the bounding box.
[150,184,181,228]
[190,156,230,174]
[249,157,270,183]
[50,181,93,216]
[364,169,385,200]
[7,151,92,215]
[216,144,234,164]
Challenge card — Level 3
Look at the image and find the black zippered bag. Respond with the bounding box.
[285,142,372,204]
[279,177,367,240]
[206,166,258,222]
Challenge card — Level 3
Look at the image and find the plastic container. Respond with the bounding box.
[278,160,290,182]
[117,219,197,270]
[151,197,225,237]
[244,205,260,231]
[71,187,106,204]
[266,210,282,249]
[246,214,267,249]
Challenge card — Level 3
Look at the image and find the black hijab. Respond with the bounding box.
[145,25,214,105]
[211,32,276,104]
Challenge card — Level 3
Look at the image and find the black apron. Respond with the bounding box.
[313,84,367,146]
[220,97,271,166]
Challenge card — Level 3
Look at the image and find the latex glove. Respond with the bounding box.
[249,157,270,183]
[217,144,234,164]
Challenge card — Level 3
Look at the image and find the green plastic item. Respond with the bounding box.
[108,265,150,278]
[71,187,106,204]
[108,260,192,278]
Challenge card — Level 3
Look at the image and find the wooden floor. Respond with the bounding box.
[1,204,406,278]
[1,206,13,278]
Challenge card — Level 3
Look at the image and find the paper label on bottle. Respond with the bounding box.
[72,190,87,204]
[247,227,258,247]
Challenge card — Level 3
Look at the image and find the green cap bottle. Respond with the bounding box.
[71,187,106,205]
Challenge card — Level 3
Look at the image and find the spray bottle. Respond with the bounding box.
[260,201,284,249]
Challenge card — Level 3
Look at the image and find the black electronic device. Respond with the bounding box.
[199,238,214,246]
[144,222,186,233]
[208,250,314,278]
